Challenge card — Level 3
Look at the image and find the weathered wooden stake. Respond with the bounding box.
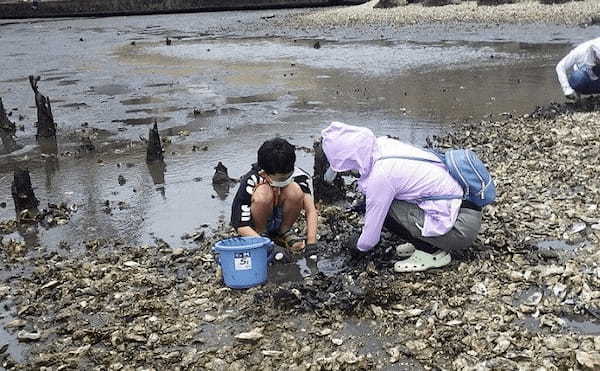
[212,162,237,200]
[29,75,56,139]
[313,139,346,204]
[0,98,19,153]
[0,98,16,133]
[11,169,39,213]
[146,121,164,162]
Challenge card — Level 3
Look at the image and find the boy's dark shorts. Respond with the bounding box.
[266,206,284,236]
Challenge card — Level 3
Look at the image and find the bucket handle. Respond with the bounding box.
[211,240,275,262]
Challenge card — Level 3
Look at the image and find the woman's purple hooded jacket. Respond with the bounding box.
[321,122,463,251]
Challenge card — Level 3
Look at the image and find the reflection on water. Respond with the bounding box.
[16,223,40,248]
[147,160,166,185]
[212,181,232,201]
[147,160,166,199]
[268,255,345,284]
[39,136,59,189]
[0,306,25,363]
[0,131,19,155]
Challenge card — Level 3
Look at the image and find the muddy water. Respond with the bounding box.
[1,10,600,253]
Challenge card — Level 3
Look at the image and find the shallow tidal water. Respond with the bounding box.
[1,10,599,250]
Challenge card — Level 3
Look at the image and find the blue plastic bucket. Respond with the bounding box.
[213,236,272,289]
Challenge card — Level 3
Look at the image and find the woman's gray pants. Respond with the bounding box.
[388,200,482,257]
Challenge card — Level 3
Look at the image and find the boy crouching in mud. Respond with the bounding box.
[230,138,318,253]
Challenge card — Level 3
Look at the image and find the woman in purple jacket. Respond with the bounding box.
[321,122,482,272]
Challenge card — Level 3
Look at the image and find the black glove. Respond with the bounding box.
[304,242,320,256]
[343,233,370,259]
[270,244,293,264]
[346,198,366,214]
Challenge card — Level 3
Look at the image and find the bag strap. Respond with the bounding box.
[376,155,442,164]
[375,155,463,202]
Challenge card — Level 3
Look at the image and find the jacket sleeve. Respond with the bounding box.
[357,178,395,252]
[556,51,576,96]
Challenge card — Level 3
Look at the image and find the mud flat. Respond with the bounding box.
[2,97,600,369]
[280,0,600,27]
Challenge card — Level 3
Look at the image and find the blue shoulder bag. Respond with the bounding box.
[378,149,496,208]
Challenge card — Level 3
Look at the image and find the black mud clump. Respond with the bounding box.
[250,195,434,315]
[312,139,346,204]
[530,96,600,120]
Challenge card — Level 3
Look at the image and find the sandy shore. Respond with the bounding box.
[280,0,600,27]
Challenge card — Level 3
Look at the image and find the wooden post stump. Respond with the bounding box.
[0,98,16,134]
[146,121,164,162]
[11,169,39,213]
[0,98,19,153]
[313,139,346,204]
[29,75,56,139]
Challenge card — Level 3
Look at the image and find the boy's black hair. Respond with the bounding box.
[257,138,295,175]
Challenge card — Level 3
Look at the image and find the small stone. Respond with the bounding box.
[569,222,586,234]
[261,350,283,357]
[41,280,59,290]
[125,333,146,343]
[203,314,216,322]
[318,328,332,336]
[338,352,360,364]
[234,327,263,341]
[371,304,384,317]
[6,319,26,328]
[172,248,184,256]
[17,331,41,341]
[577,351,600,370]
[332,338,344,346]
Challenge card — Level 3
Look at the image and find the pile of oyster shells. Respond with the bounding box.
[279,0,600,28]
[0,202,78,261]
[2,98,600,369]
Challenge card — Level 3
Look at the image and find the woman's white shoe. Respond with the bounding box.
[394,250,451,273]
[395,242,416,258]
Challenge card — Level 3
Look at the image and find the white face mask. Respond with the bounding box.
[269,174,293,188]
[324,166,337,184]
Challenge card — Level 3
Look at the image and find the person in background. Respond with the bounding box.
[556,37,600,101]
[321,122,482,272]
[230,138,318,253]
